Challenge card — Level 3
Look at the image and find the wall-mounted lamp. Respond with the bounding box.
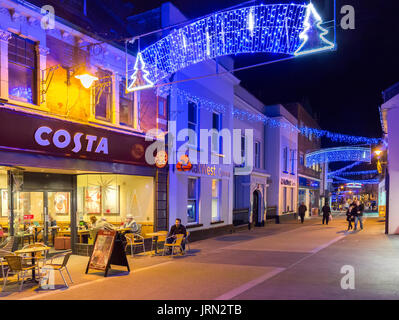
[74,73,99,89]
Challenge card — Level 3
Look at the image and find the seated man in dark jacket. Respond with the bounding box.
[166,218,187,253]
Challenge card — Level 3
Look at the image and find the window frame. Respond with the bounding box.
[187,100,199,148]
[8,33,38,105]
[93,68,113,123]
[211,179,221,222]
[254,141,261,169]
[119,78,135,128]
[187,177,200,224]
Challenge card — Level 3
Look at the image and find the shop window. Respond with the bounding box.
[283,187,287,213]
[48,192,70,216]
[187,177,199,224]
[211,179,221,222]
[77,174,154,229]
[8,34,37,104]
[119,79,135,127]
[188,101,198,147]
[290,188,294,212]
[95,69,113,122]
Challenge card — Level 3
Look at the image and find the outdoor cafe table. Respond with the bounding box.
[146,231,168,255]
[14,246,50,281]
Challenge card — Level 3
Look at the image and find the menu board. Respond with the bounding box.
[88,229,116,271]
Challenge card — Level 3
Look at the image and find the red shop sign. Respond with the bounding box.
[24,215,34,220]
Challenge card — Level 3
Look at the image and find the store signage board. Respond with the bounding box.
[0,108,153,166]
[23,214,34,220]
[86,229,130,277]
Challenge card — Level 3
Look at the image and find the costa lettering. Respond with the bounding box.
[34,126,108,154]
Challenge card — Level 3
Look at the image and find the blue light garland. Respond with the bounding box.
[306,147,371,166]
[173,88,382,145]
[327,161,362,177]
[130,3,335,88]
[339,170,378,176]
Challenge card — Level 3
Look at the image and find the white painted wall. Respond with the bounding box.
[382,94,399,234]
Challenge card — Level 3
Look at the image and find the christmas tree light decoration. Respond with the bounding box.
[127,52,154,92]
[136,3,312,85]
[306,147,371,166]
[327,161,362,177]
[294,2,335,56]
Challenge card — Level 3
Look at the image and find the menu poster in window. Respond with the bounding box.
[53,192,69,215]
[85,186,101,214]
[0,190,7,217]
[87,229,116,271]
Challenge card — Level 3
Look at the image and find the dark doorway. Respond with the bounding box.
[252,190,260,227]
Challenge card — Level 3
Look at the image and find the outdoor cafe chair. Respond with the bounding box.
[162,234,185,258]
[41,251,73,288]
[185,231,191,252]
[0,249,13,287]
[2,255,36,292]
[125,233,145,257]
[150,231,168,253]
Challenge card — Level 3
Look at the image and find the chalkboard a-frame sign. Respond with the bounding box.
[85,229,130,277]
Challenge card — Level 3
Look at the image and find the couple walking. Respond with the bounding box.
[346,200,364,231]
[297,202,332,225]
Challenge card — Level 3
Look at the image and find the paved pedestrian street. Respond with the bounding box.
[1,215,398,300]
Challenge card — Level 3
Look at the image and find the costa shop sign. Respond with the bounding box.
[0,108,152,166]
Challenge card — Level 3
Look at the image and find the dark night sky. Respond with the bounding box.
[129,0,399,146]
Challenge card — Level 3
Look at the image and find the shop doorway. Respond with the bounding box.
[14,190,72,246]
[252,190,261,226]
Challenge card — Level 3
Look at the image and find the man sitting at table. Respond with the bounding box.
[165,218,187,254]
[122,214,139,235]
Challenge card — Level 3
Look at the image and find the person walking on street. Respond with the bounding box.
[350,202,359,230]
[354,200,364,230]
[346,204,354,231]
[298,202,307,224]
[322,203,331,225]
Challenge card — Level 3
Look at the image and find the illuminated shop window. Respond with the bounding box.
[211,179,221,222]
[77,174,154,225]
[187,177,199,224]
[8,34,37,104]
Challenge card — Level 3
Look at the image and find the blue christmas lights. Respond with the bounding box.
[306,147,371,166]
[327,161,362,177]
[339,170,378,176]
[129,3,335,88]
[173,88,382,145]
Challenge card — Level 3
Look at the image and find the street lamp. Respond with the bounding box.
[75,73,99,89]
[374,149,383,158]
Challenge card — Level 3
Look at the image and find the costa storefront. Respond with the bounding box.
[0,106,167,253]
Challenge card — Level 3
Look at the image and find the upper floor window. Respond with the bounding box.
[188,101,198,146]
[95,69,112,122]
[299,153,305,166]
[119,79,135,127]
[158,99,165,117]
[8,34,37,104]
[283,147,288,172]
[254,141,261,169]
[290,149,295,174]
[212,112,221,153]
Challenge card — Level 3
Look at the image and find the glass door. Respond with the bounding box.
[13,191,45,242]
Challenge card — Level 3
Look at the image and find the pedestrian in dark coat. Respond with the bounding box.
[346,205,354,230]
[298,203,307,224]
[322,204,331,225]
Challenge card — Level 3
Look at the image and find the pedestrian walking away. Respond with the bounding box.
[346,204,354,231]
[322,203,331,225]
[354,200,364,230]
[298,202,307,224]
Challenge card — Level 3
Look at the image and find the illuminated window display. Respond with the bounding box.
[77,174,154,225]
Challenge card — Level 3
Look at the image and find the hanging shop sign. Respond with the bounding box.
[0,108,153,166]
[281,178,296,186]
[299,177,320,189]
